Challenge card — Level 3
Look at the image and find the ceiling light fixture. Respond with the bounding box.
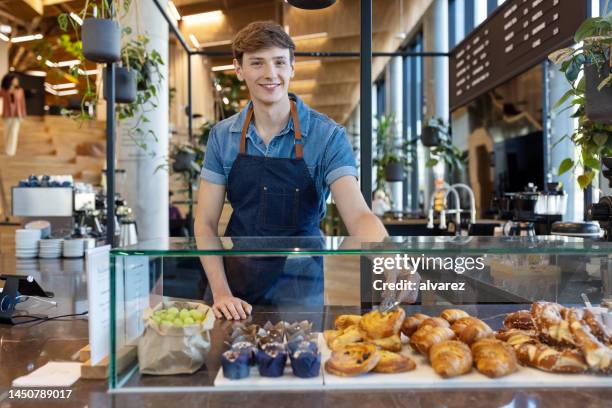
[0,33,8,42]
[45,82,77,90]
[0,25,11,34]
[292,32,328,41]
[211,64,234,72]
[78,69,98,76]
[10,33,43,43]
[285,0,336,10]
[168,1,181,21]
[189,34,200,49]
[70,12,83,25]
[45,60,56,68]
[182,10,223,23]
[44,86,58,95]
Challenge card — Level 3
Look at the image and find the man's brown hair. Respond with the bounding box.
[232,21,296,64]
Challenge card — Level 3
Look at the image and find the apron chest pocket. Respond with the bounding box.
[261,186,300,229]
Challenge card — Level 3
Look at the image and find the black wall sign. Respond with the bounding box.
[450,0,587,111]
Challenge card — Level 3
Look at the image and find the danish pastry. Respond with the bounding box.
[440,309,470,324]
[429,340,473,378]
[401,313,429,337]
[471,338,518,378]
[581,309,611,346]
[364,333,402,352]
[324,343,381,377]
[359,308,405,339]
[530,301,575,348]
[409,326,455,355]
[567,309,612,374]
[334,315,362,331]
[515,342,588,374]
[503,310,536,331]
[372,350,416,373]
[326,325,363,350]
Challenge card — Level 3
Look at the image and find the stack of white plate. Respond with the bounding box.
[25,220,51,239]
[63,239,84,258]
[39,239,63,259]
[15,229,41,259]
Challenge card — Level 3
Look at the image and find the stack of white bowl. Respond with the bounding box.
[25,220,51,238]
[63,239,85,258]
[39,239,63,259]
[15,229,41,259]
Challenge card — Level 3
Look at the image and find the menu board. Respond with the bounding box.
[450,0,587,110]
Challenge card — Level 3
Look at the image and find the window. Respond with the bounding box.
[403,32,424,211]
[487,0,497,15]
[465,0,475,33]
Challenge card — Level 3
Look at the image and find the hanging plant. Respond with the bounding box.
[423,117,467,170]
[549,9,612,189]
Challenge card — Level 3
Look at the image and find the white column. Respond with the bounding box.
[548,63,583,221]
[117,0,169,240]
[423,0,449,210]
[385,57,403,212]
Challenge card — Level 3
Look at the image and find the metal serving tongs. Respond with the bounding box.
[379,296,401,313]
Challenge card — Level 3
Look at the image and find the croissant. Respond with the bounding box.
[418,317,451,331]
[334,314,362,330]
[401,313,429,337]
[503,310,536,331]
[359,308,405,339]
[429,340,473,378]
[451,317,480,337]
[364,333,402,352]
[515,342,588,374]
[458,319,494,345]
[567,309,612,374]
[440,309,470,324]
[373,350,416,373]
[409,326,455,356]
[471,338,518,378]
[324,343,380,377]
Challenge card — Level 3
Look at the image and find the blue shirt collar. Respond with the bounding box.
[229,93,311,138]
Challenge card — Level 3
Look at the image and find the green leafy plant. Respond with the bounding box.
[423,117,467,169]
[549,8,612,189]
[116,33,165,150]
[372,114,412,191]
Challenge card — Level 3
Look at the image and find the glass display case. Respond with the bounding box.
[110,236,612,392]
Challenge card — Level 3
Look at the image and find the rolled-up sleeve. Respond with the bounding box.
[200,127,227,185]
[322,126,358,186]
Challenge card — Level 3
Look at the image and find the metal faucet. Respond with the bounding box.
[451,183,477,225]
[427,184,461,230]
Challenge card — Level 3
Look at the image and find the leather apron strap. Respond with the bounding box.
[239,100,303,159]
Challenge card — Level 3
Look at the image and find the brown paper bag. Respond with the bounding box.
[138,300,215,375]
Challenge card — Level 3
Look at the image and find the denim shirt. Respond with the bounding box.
[201,94,357,220]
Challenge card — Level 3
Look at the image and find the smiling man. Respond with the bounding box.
[194,21,388,320]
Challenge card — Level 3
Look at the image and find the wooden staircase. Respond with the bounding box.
[0,116,106,221]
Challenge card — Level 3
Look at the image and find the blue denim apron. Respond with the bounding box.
[223,100,324,306]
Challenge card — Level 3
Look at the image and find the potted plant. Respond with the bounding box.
[423,118,467,170]
[549,9,612,188]
[373,114,409,187]
[58,1,126,63]
[104,66,136,103]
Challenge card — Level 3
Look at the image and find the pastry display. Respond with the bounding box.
[324,325,363,350]
[429,340,473,378]
[359,309,406,339]
[372,350,416,374]
[440,309,470,324]
[409,326,456,356]
[470,338,518,378]
[364,333,402,352]
[324,343,380,377]
[530,301,575,348]
[221,350,251,380]
[401,313,429,337]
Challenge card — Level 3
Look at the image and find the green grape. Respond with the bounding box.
[189,309,203,320]
[167,307,179,316]
[183,317,195,326]
[151,316,161,325]
[179,309,190,320]
[173,318,183,327]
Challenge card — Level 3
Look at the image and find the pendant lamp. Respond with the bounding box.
[286,0,337,10]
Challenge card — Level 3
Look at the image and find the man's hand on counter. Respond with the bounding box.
[213,295,252,320]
